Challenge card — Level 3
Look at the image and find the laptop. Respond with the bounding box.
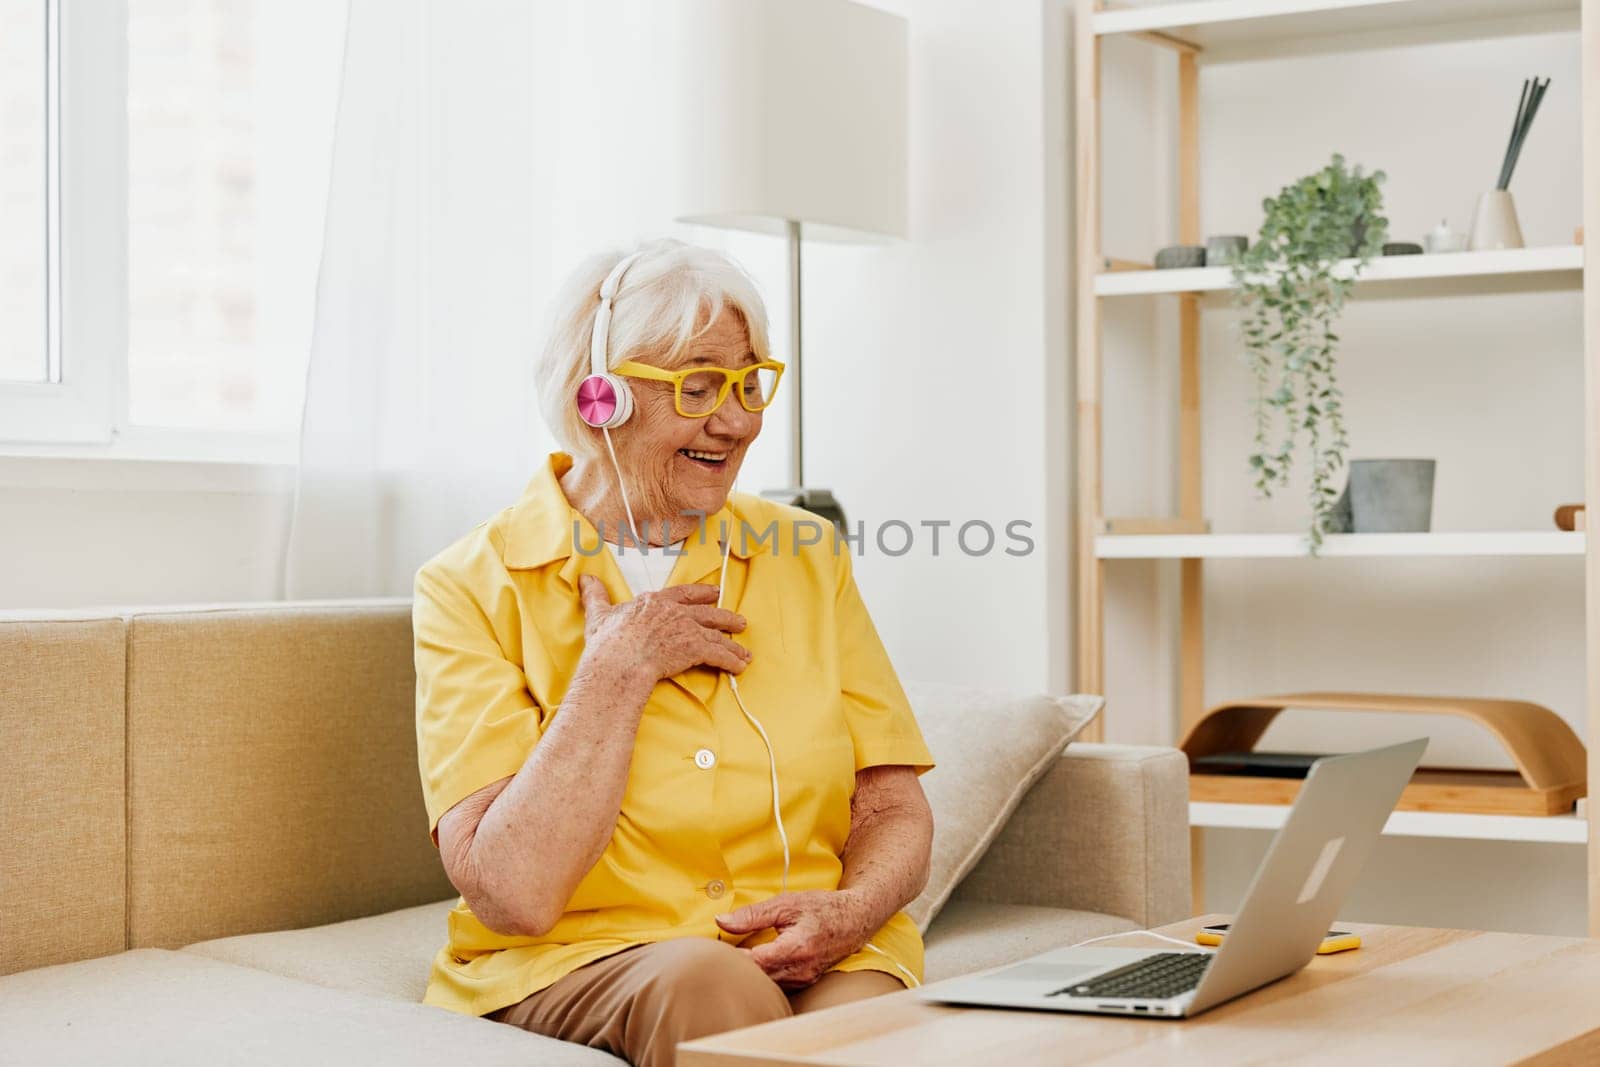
[923,738,1426,1019]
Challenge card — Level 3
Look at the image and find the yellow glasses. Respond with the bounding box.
[615,359,786,418]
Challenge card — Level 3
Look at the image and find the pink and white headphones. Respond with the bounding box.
[575,251,646,429]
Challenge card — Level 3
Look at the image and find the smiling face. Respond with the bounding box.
[610,306,765,523]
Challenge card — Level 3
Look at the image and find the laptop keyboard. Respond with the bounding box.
[1050,952,1211,1001]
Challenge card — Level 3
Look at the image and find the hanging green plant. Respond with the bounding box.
[1233,153,1387,554]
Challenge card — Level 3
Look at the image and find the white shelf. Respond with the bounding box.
[1094,0,1577,51]
[1095,246,1583,298]
[1098,531,1584,559]
[1192,801,1588,844]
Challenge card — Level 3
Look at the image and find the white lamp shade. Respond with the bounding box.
[665,0,908,242]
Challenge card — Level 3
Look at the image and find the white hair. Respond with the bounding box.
[534,238,772,459]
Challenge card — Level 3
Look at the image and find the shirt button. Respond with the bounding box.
[705,879,726,899]
[694,748,717,770]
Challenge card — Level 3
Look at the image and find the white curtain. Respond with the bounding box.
[283,0,792,598]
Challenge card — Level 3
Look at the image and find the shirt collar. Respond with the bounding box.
[502,452,760,574]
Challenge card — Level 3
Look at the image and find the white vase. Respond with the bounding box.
[1468,190,1525,251]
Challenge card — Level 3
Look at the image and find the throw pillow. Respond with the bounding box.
[901,682,1103,932]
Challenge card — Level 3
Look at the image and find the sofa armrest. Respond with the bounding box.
[948,743,1190,927]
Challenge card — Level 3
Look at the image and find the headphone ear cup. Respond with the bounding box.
[576,373,634,429]
[605,375,634,427]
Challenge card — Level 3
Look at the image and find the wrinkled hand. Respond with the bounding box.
[714,891,875,988]
[578,575,750,682]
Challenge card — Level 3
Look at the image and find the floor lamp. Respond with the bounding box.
[666,0,908,525]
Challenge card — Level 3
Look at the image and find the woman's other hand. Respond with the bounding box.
[578,575,751,682]
[713,890,876,988]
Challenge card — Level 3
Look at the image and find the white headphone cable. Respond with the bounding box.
[1067,930,1213,953]
[715,491,918,987]
[862,942,921,987]
[602,425,661,591]
[716,490,790,896]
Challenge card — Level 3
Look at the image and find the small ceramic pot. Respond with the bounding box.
[1154,245,1206,269]
[1425,219,1467,253]
[1205,235,1248,266]
[1469,190,1525,251]
[1326,459,1437,534]
[1382,242,1423,256]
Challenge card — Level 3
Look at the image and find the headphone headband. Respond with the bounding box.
[589,251,646,377]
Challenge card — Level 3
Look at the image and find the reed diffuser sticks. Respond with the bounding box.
[1496,77,1550,191]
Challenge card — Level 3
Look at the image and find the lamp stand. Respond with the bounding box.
[760,220,848,526]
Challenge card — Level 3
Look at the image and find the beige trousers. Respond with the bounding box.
[489,938,904,1067]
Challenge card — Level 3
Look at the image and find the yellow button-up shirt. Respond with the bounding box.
[413,452,935,1017]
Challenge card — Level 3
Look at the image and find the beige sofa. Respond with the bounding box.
[0,602,1189,1065]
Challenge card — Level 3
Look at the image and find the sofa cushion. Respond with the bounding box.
[183,897,458,1002]
[952,744,1191,926]
[0,616,128,975]
[922,898,1137,983]
[184,894,1133,1000]
[0,948,616,1066]
[905,683,1102,931]
[125,604,454,949]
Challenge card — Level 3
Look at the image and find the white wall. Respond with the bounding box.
[0,460,292,609]
[803,0,1073,694]
[1096,16,1590,934]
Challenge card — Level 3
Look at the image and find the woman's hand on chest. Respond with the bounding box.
[577,575,752,684]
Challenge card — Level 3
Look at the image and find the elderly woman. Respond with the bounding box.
[412,239,934,1066]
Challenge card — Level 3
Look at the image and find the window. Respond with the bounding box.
[0,0,51,386]
[0,0,344,457]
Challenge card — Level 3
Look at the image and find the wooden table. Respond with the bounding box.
[678,916,1600,1065]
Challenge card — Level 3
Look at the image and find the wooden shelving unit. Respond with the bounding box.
[1191,802,1590,844]
[1072,0,1600,931]
[1095,245,1582,298]
[1098,531,1585,559]
[1092,0,1577,49]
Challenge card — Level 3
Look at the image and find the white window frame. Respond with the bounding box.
[0,0,300,468]
[0,0,119,446]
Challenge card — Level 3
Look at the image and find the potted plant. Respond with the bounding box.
[1233,153,1387,554]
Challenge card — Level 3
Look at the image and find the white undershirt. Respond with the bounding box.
[609,539,686,596]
